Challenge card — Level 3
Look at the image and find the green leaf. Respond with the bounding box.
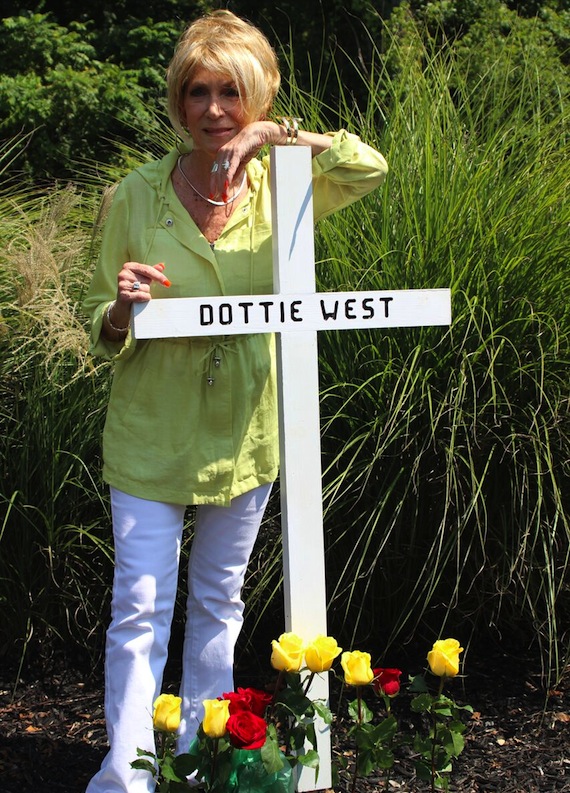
[288,724,307,750]
[443,728,465,757]
[284,672,302,688]
[372,714,398,743]
[414,759,433,781]
[413,734,432,755]
[432,749,453,773]
[276,685,313,718]
[356,748,376,776]
[354,723,376,751]
[161,762,184,782]
[433,695,454,717]
[130,759,157,775]
[434,772,450,791]
[261,735,285,775]
[361,700,373,723]
[172,754,200,777]
[305,720,317,750]
[348,698,373,723]
[411,693,433,713]
[313,700,333,724]
[452,718,468,734]
[297,749,320,770]
[135,747,157,759]
[409,674,429,693]
[374,746,395,770]
[347,698,359,721]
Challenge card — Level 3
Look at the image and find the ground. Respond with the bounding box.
[0,647,568,793]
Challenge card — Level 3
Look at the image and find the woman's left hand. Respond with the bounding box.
[209,121,282,200]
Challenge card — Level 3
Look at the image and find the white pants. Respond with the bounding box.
[86,483,272,793]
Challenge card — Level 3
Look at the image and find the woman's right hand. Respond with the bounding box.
[104,262,171,337]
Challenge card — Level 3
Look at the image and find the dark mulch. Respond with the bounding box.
[0,647,568,793]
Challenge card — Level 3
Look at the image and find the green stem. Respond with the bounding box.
[209,737,219,791]
[302,671,316,698]
[381,694,392,791]
[350,687,362,793]
[156,731,169,790]
[430,678,446,793]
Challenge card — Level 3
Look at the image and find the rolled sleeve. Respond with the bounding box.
[311,130,388,220]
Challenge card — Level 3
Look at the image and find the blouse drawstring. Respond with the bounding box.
[199,337,240,386]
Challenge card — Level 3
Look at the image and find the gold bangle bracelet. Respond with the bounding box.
[280,116,302,145]
[106,301,129,333]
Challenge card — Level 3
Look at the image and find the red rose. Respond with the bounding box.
[238,687,273,716]
[223,687,273,717]
[372,668,402,696]
[226,710,268,750]
[222,691,250,713]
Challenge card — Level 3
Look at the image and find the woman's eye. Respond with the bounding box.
[188,86,207,98]
[223,86,240,98]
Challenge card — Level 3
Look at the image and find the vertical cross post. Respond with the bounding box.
[271,146,331,792]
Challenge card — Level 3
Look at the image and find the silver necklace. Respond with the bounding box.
[177,155,246,206]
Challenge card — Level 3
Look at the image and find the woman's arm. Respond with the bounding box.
[83,183,171,355]
[209,120,333,198]
[210,120,387,210]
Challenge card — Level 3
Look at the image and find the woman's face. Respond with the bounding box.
[181,68,248,156]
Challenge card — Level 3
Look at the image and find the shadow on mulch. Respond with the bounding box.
[0,645,568,793]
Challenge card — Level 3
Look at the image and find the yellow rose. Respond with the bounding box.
[153,694,182,733]
[427,638,464,678]
[341,650,374,686]
[270,632,305,672]
[304,635,342,673]
[202,698,231,738]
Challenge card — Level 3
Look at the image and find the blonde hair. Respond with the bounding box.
[167,11,281,140]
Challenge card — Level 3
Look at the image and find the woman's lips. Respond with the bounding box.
[204,127,233,136]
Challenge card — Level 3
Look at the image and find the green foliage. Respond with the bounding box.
[410,684,473,791]
[0,14,171,180]
[0,13,95,73]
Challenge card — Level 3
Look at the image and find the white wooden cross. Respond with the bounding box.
[133,147,451,792]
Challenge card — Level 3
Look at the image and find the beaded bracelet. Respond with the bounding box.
[106,300,129,334]
[280,116,302,145]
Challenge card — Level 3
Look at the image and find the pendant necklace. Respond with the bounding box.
[177,155,246,206]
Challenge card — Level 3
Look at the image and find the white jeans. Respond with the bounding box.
[86,483,272,793]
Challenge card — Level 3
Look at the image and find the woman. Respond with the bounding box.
[84,10,387,793]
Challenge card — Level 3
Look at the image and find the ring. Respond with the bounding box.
[222,160,230,171]
[131,280,141,291]
[210,162,220,173]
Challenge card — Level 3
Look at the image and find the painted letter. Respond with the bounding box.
[291,300,303,322]
[362,297,374,319]
[259,301,273,322]
[200,304,214,325]
[320,299,339,320]
[379,297,393,318]
[219,303,233,325]
[344,299,357,319]
[238,302,254,323]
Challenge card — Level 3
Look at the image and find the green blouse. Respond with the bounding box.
[84,131,388,506]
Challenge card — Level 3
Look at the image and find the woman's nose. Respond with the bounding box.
[206,97,224,117]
